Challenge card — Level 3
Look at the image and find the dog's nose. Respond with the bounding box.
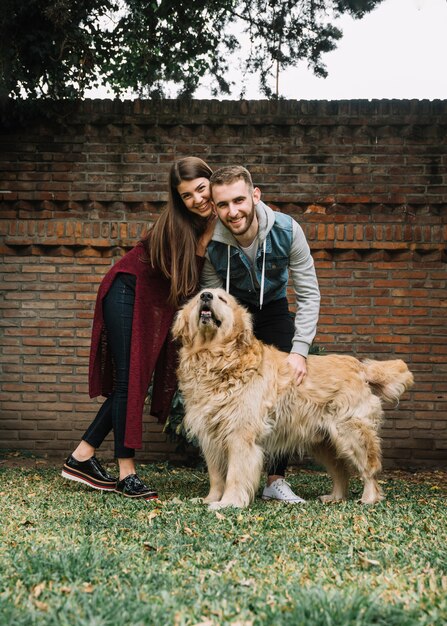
[200,291,213,302]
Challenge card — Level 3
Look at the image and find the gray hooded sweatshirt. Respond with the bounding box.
[200,201,320,358]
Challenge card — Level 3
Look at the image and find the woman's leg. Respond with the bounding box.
[62,393,116,489]
[76,398,113,459]
[62,279,127,489]
[101,276,136,474]
[64,277,133,485]
[99,276,157,498]
[63,275,156,497]
[79,275,135,465]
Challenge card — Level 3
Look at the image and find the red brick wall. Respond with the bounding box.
[1,99,446,467]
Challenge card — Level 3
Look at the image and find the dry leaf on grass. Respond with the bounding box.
[31,582,45,598]
[147,509,162,523]
[358,553,380,568]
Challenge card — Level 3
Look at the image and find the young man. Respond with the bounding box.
[200,165,321,503]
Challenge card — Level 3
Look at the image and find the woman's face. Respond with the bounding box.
[177,177,213,218]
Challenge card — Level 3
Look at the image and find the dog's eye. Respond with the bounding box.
[218,296,227,304]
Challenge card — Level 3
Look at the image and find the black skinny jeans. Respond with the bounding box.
[242,297,295,478]
[83,274,135,459]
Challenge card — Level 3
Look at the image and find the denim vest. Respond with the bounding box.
[207,211,293,308]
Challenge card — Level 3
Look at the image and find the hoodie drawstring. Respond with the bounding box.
[259,237,266,309]
[226,238,267,309]
[226,244,231,294]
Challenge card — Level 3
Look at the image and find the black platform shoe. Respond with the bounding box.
[61,455,117,491]
[115,474,158,500]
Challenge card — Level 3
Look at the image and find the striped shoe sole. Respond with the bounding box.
[114,489,158,500]
[61,467,116,491]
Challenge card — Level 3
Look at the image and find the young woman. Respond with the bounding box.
[62,157,215,500]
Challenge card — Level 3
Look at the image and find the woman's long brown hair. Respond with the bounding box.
[142,157,213,307]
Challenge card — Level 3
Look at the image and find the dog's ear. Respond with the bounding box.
[171,308,190,344]
[238,308,254,347]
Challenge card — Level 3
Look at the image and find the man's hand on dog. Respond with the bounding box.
[287,353,307,385]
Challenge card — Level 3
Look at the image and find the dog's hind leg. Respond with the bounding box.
[209,437,264,509]
[331,420,384,505]
[311,443,349,503]
[357,429,384,504]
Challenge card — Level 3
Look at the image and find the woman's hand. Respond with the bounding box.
[196,209,218,256]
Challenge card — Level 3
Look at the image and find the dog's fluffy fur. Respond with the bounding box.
[172,288,414,509]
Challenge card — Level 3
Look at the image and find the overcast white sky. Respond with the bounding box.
[88,0,447,101]
[196,0,447,101]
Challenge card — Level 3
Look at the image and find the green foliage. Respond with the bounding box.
[163,386,188,441]
[107,0,238,98]
[0,0,117,98]
[309,343,325,355]
[0,0,384,100]
[1,462,446,625]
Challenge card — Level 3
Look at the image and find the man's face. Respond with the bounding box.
[211,179,261,240]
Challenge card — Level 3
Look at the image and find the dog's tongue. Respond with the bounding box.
[200,310,212,319]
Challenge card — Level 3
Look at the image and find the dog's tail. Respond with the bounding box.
[362,359,414,403]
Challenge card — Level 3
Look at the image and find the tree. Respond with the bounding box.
[0,0,384,100]
[0,0,116,99]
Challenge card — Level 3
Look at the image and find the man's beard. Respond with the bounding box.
[224,201,256,237]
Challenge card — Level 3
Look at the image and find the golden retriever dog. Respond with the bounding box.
[172,289,414,509]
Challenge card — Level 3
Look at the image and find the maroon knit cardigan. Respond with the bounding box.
[88,242,202,450]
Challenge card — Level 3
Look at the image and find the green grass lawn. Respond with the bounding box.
[1,455,446,626]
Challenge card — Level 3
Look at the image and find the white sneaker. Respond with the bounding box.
[262,478,306,503]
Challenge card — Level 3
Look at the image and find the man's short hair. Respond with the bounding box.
[209,165,254,191]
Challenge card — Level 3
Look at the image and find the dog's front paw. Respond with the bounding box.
[319,494,346,503]
[203,493,223,504]
[208,501,224,510]
[208,500,244,510]
[358,493,385,505]
[203,499,220,507]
